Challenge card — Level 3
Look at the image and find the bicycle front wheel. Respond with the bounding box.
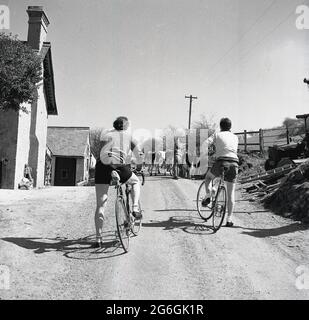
[115,197,130,252]
[196,181,213,221]
[212,185,227,232]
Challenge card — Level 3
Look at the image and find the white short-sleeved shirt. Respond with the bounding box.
[201,131,239,161]
[100,129,137,165]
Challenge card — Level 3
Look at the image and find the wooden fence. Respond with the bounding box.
[235,129,264,153]
[235,126,304,153]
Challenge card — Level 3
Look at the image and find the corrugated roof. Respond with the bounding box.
[47,127,90,157]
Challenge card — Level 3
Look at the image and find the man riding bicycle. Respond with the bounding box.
[94,116,143,248]
[201,118,239,227]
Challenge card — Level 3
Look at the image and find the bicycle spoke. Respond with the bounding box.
[196,180,219,221]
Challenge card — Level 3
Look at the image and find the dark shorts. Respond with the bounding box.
[210,159,239,183]
[95,161,132,185]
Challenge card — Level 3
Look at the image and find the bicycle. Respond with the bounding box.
[196,167,227,232]
[113,168,145,253]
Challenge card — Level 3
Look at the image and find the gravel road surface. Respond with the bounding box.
[0,176,308,299]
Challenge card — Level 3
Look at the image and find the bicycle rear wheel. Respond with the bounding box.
[115,197,130,252]
[196,181,213,221]
[131,201,143,236]
[212,185,227,232]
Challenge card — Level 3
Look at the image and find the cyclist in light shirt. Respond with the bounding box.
[201,118,239,227]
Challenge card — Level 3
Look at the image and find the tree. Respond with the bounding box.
[160,125,186,151]
[192,114,217,154]
[275,117,307,140]
[283,117,306,136]
[193,114,216,135]
[90,128,104,160]
[0,33,42,112]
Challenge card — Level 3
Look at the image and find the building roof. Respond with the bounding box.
[41,42,58,115]
[22,41,58,115]
[47,127,90,157]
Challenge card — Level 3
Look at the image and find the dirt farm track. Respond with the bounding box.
[0,176,309,300]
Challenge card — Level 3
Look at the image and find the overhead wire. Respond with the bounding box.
[205,0,306,90]
[204,0,278,83]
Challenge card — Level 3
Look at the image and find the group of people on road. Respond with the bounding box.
[93,116,239,247]
[143,144,184,179]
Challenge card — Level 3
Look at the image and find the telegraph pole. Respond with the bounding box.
[185,95,198,129]
[302,78,309,133]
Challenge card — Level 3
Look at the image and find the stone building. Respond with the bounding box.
[47,127,93,186]
[0,6,58,189]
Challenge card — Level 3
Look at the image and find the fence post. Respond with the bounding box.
[244,130,247,152]
[259,129,264,154]
[286,124,290,144]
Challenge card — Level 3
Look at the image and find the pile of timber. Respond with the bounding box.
[240,159,309,222]
[239,164,296,201]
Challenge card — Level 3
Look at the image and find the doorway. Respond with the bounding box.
[54,157,76,186]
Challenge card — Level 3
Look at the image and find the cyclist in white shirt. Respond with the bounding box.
[201,118,239,227]
[94,116,143,248]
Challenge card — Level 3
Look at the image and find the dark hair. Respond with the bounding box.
[220,118,232,131]
[113,116,129,131]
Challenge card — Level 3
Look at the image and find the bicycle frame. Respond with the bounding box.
[211,168,227,232]
[113,168,145,252]
[212,171,225,204]
[114,181,132,220]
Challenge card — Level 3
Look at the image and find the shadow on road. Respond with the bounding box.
[143,215,214,235]
[240,222,309,238]
[144,176,174,182]
[234,210,269,214]
[154,209,197,212]
[1,231,126,260]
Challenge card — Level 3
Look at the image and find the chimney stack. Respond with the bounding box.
[27,6,50,51]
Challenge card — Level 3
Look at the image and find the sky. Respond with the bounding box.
[3,0,309,133]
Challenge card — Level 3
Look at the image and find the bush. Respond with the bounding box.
[0,33,42,112]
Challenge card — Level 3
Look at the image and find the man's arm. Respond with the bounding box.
[201,133,216,155]
[131,140,143,168]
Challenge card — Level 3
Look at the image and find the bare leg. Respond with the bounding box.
[95,184,109,241]
[226,182,236,223]
[204,170,215,197]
